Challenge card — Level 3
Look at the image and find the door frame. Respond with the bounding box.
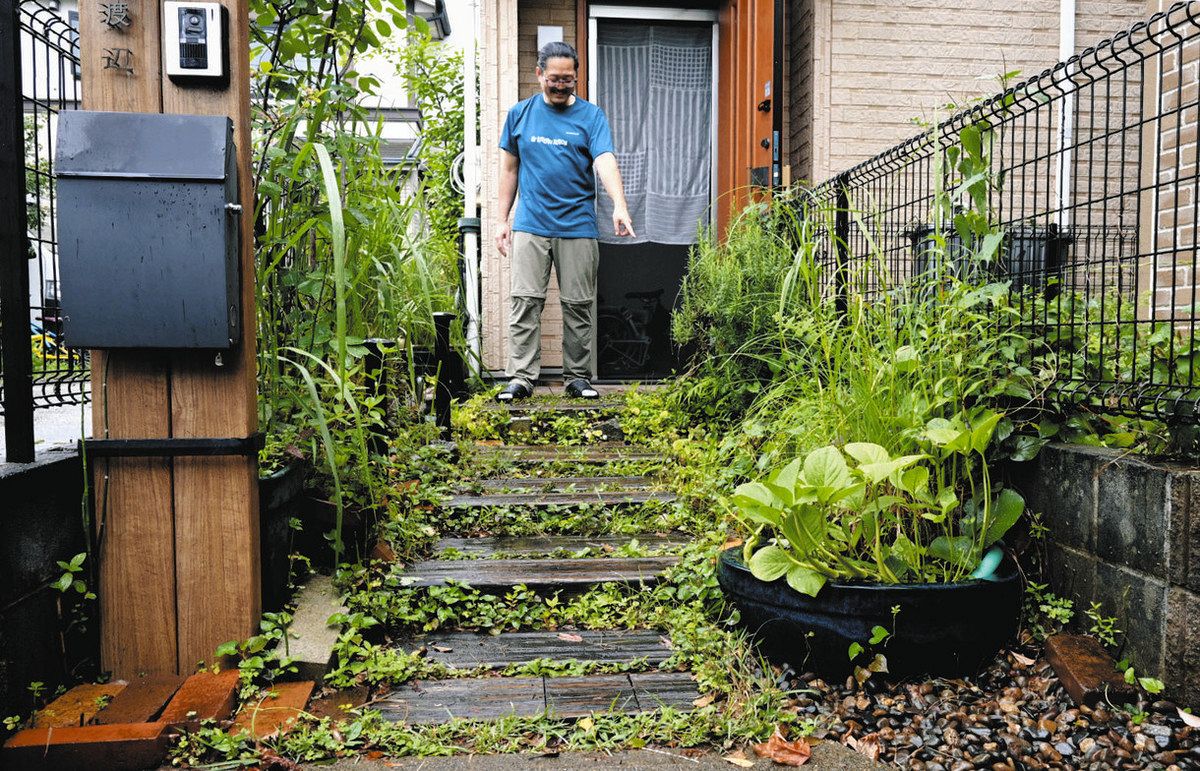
[586,4,721,216]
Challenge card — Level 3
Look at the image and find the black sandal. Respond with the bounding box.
[496,381,532,402]
[564,378,600,399]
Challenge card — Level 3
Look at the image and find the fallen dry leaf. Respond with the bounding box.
[720,538,744,551]
[722,751,756,768]
[692,693,716,708]
[1011,651,1036,667]
[557,632,584,643]
[751,727,812,766]
[844,732,881,762]
[1179,707,1200,728]
[431,645,453,653]
[578,716,595,731]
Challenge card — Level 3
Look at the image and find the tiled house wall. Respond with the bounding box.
[481,0,577,375]
[786,0,815,182]
[480,0,519,374]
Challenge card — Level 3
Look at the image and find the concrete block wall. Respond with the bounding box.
[0,451,94,722]
[1009,443,1200,706]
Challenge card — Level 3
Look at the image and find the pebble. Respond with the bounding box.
[787,643,1200,769]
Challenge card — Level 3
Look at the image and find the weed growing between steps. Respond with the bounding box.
[171,541,810,765]
[422,499,686,538]
[168,388,807,765]
[432,538,682,561]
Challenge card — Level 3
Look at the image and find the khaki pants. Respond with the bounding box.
[507,231,598,389]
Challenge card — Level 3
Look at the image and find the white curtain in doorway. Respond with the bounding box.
[595,22,712,245]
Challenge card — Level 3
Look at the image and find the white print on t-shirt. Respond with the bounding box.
[530,135,568,147]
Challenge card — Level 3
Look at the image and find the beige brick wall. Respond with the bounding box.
[1149,30,1200,320]
[792,0,1149,181]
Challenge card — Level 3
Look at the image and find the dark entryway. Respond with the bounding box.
[596,242,687,380]
[589,9,717,380]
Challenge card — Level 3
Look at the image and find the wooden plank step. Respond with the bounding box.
[434,534,689,558]
[400,556,679,592]
[474,444,659,463]
[377,672,698,724]
[470,475,659,492]
[404,629,674,669]
[441,491,676,509]
[378,677,544,724]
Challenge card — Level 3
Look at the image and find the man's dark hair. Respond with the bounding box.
[537,41,579,71]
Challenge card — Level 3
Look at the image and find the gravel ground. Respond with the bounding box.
[790,643,1199,769]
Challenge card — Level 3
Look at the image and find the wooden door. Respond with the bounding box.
[717,0,779,235]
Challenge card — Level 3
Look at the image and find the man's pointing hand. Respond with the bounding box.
[613,207,636,239]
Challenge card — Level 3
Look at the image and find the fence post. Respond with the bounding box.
[0,0,35,463]
[834,176,850,319]
[432,312,455,439]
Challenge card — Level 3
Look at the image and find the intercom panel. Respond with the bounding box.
[163,1,228,85]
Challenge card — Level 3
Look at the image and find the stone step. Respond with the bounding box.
[399,556,679,593]
[404,629,674,669]
[440,491,676,509]
[468,475,660,492]
[474,444,660,464]
[376,672,699,724]
[434,534,689,558]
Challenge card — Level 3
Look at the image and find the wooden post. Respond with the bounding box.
[80,0,259,675]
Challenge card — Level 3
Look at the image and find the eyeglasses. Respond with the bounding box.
[545,77,577,86]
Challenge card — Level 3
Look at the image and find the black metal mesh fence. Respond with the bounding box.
[810,2,1200,422]
[4,0,90,418]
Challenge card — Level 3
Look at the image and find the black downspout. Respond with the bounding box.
[0,0,34,462]
[772,0,785,189]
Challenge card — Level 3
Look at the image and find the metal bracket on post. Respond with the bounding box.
[79,432,265,458]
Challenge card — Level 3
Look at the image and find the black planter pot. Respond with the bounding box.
[259,460,310,612]
[716,547,1023,679]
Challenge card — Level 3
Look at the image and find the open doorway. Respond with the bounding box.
[588,6,718,380]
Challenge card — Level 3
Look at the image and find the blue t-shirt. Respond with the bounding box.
[499,95,615,239]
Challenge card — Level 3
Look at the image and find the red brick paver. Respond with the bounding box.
[158,669,240,725]
[231,681,315,739]
[1045,634,1138,706]
[32,683,126,728]
[2,721,173,770]
[94,674,187,725]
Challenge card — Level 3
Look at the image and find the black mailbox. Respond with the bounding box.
[56,111,240,349]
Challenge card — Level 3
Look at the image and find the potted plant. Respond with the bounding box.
[718,408,1024,679]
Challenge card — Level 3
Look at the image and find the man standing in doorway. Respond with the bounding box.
[494,41,635,402]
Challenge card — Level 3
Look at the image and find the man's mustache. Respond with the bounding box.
[550,87,573,96]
